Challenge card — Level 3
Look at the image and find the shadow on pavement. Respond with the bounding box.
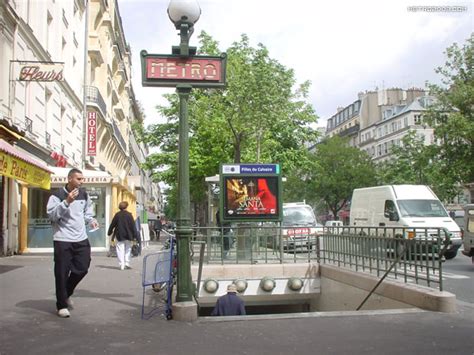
[16,299,55,315]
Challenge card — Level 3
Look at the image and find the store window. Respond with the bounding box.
[27,187,107,248]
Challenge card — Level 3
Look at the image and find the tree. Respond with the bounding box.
[424,34,474,191]
[305,136,377,218]
[377,131,434,184]
[376,132,459,201]
[138,32,319,222]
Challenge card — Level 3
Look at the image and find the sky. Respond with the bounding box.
[117,0,473,129]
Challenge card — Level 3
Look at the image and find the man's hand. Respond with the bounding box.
[66,188,79,205]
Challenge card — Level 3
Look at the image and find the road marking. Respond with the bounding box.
[441,272,470,279]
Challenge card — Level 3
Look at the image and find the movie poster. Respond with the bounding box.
[224,177,278,218]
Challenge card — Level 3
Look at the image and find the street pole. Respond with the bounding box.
[141,0,224,309]
[176,83,193,302]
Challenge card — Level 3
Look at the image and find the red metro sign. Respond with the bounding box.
[140,51,226,88]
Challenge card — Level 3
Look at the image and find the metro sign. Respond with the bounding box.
[140,50,227,88]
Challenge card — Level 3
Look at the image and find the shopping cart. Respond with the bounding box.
[141,237,175,320]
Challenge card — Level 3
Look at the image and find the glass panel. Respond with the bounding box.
[28,186,107,248]
[87,187,106,247]
[397,200,448,218]
[28,188,53,248]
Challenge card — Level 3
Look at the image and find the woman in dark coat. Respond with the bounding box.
[107,201,138,270]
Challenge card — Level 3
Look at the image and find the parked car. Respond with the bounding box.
[325,220,344,234]
[280,202,323,251]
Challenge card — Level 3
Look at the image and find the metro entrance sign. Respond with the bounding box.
[140,51,227,88]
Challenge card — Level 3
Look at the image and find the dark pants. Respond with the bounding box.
[54,239,91,310]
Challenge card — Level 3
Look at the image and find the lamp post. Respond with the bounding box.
[167,0,201,303]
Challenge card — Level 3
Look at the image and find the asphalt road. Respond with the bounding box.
[442,252,474,304]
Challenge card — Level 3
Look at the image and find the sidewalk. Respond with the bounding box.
[1,242,473,355]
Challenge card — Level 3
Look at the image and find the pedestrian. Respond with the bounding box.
[47,168,98,318]
[211,284,246,316]
[107,201,139,271]
[154,217,163,241]
[216,210,231,257]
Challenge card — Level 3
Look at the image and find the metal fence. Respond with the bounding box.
[186,225,449,290]
[318,226,449,291]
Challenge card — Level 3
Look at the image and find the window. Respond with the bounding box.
[25,117,33,133]
[62,9,69,28]
[384,200,397,219]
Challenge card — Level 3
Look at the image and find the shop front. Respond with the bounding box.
[26,167,137,253]
[0,139,52,256]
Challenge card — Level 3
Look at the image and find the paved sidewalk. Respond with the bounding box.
[1,243,473,355]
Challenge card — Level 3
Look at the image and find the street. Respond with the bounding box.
[442,253,474,304]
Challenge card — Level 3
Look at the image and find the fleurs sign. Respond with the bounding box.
[140,51,227,88]
[17,62,64,82]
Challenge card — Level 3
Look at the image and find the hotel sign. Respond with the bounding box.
[140,51,227,88]
[87,111,97,156]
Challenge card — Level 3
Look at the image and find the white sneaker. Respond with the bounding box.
[57,308,70,318]
[120,265,125,270]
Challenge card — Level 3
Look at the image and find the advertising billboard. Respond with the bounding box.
[220,164,282,222]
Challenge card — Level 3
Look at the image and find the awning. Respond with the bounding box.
[0,139,52,189]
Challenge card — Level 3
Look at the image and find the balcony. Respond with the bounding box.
[85,86,107,118]
[338,124,360,138]
[111,119,127,152]
[88,33,104,65]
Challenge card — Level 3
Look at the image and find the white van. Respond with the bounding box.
[349,185,462,259]
[461,204,474,262]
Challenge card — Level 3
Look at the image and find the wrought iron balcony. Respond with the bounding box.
[85,86,107,118]
[111,118,127,152]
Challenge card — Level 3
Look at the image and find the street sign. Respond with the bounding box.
[222,164,280,175]
[140,51,227,88]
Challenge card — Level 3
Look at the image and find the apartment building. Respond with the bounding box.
[325,88,426,148]
[359,95,435,162]
[0,0,160,255]
[0,0,87,255]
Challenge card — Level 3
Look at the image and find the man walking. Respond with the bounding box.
[211,284,246,316]
[47,168,98,318]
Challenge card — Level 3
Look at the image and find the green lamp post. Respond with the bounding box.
[167,0,201,303]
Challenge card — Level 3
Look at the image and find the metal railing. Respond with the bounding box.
[185,225,449,290]
[85,86,107,117]
[319,226,449,291]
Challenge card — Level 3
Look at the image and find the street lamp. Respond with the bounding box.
[168,0,201,57]
[167,0,201,303]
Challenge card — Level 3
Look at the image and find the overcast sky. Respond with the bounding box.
[117,0,472,128]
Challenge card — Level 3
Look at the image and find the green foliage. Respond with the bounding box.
[140,32,319,213]
[376,132,460,201]
[424,34,474,187]
[378,35,473,202]
[304,136,377,217]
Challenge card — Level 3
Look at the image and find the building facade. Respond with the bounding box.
[0,0,160,255]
